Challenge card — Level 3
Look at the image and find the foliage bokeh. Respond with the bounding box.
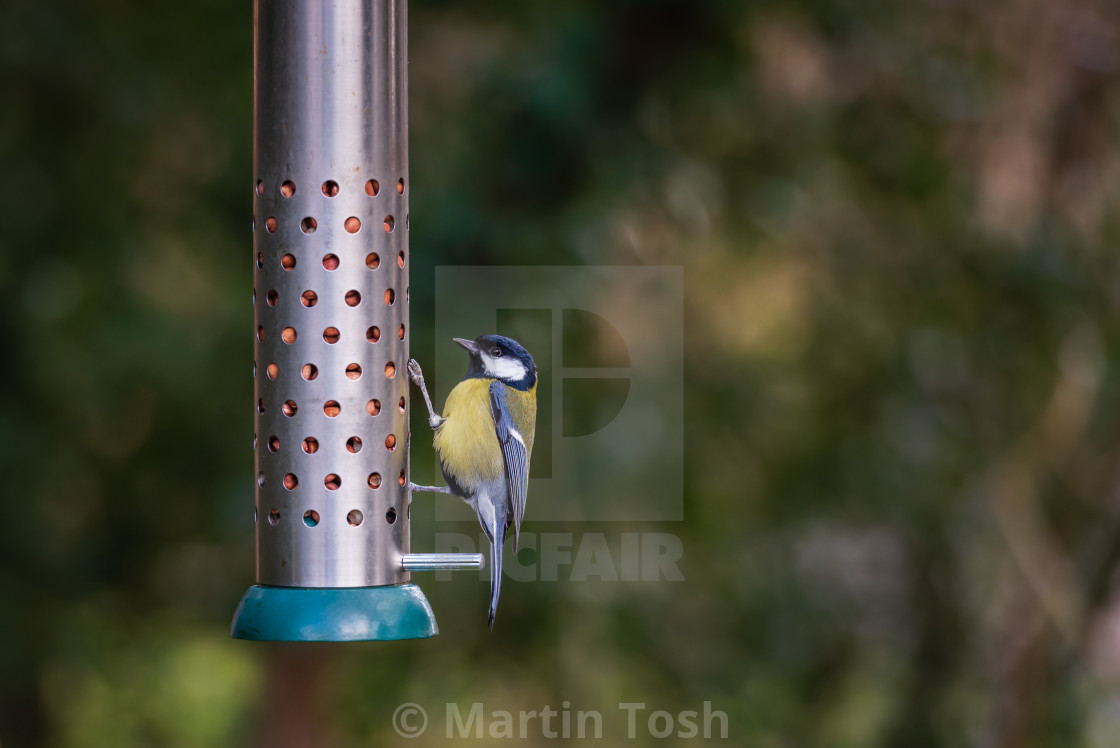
[3,0,1120,746]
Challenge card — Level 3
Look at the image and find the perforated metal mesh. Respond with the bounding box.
[251,0,410,587]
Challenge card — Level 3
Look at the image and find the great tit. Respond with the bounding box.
[408,335,537,628]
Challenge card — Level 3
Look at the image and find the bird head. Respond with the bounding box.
[454,335,537,390]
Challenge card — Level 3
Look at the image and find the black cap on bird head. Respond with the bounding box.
[454,335,537,390]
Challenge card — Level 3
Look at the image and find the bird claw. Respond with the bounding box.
[407,359,424,385]
[408,358,445,428]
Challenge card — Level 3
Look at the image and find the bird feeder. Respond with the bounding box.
[231,0,481,642]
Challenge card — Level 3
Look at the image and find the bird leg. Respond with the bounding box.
[407,359,445,429]
[409,483,454,496]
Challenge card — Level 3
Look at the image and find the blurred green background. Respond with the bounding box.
[4,0,1120,745]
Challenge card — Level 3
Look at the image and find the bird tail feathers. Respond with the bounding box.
[487,513,506,630]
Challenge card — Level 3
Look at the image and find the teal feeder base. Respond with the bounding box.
[230,584,438,642]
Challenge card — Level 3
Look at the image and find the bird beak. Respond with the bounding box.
[453,337,479,354]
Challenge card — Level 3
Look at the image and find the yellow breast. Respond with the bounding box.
[433,378,537,485]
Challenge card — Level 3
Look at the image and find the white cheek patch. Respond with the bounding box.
[482,354,527,381]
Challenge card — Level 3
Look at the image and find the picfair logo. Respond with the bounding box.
[434,267,682,521]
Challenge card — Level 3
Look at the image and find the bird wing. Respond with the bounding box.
[489,380,528,551]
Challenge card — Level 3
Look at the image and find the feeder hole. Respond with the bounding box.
[322,180,339,197]
[256,180,263,196]
[268,435,279,452]
[301,363,318,381]
[282,327,297,344]
[346,436,363,453]
[266,289,278,306]
[345,290,361,307]
[384,288,395,305]
[301,290,318,307]
[303,510,319,527]
[268,508,280,526]
[384,362,396,378]
[398,397,405,413]
[365,252,380,269]
[281,253,296,270]
[324,400,340,417]
[368,473,382,489]
[344,216,361,234]
[366,326,381,343]
[383,215,394,233]
[397,251,405,269]
[366,399,381,416]
[325,474,341,490]
[281,180,295,197]
[283,473,298,490]
[266,217,277,233]
[266,362,278,380]
[282,400,298,417]
[322,253,339,271]
[302,437,319,454]
[386,507,397,524]
[385,434,396,451]
[300,217,317,234]
[345,363,362,380]
[347,509,363,526]
[323,327,340,344]
[365,179,380,196]
[398,324,405,340]
[397,178,404,195]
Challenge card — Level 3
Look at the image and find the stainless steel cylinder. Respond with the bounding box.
[252,0,409,588]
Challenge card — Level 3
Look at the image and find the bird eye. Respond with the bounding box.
[490,347,502,357]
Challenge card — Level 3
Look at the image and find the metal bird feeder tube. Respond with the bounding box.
[231,0,478,642]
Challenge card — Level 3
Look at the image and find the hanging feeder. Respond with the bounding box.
[231,0,481,642]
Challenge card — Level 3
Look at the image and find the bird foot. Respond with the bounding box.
[407,359,445,429]
[407,359,425,386]
[409,482,454,496]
